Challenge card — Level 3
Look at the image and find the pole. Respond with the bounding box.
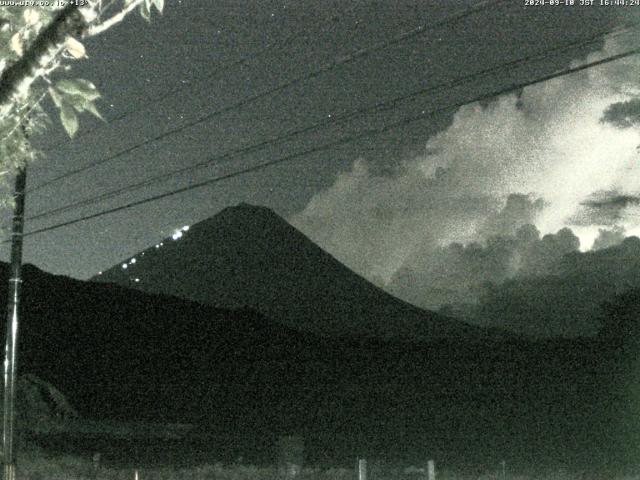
[2,166,26,480]
[358,458,367,480]
[427,460,435,480]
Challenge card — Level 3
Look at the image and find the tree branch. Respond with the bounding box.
[0,3,89,120]
[0,0,149,124]
[86,0,143,37]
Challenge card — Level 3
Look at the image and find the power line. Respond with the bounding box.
[17,45,640,241]
[26,23,635,224]
[44,34,298,151]
[41,3,358,152]
[28,0,509,193]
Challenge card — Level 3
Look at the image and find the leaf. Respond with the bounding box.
[64,36,86,59]
[152,0,164,13]
[67,95,86,112]
[23,9,40,26]
[60,103,78,138]
[10,32,22,56]
[55,79,100,101]
[48,87,63,108]
[140,0,151,22]
[84,101,104,121]
[67,94,104,121]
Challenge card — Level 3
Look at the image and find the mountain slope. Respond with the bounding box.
[93,203,489,341]
[0,262,623,468]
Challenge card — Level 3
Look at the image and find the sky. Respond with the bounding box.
[2,0,640,334]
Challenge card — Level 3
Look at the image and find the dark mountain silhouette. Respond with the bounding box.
[0,262,628,471]
[93,203,492,341]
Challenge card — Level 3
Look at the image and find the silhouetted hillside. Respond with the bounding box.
[0,262,628,470]
[93,203,493,341]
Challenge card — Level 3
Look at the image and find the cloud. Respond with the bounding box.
[592,226,626,250]
[570,191,640,226]
[520,227,581,277]
[471,236,640,337]
[386,219,580,310]
[601,98,640,128]
[290,34,640,335]
[478,193,545,239]
[583,194,640,209]
[290,160,496,284]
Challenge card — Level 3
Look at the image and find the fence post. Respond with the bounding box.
[277,435,304,479]
[91,453,101,479]
[427,460,435,480]
[358,458,367,480]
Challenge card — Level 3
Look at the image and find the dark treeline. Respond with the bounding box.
[0,263,637,473]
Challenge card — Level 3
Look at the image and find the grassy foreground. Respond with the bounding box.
[16,455,355,480]
[11,452,640,480]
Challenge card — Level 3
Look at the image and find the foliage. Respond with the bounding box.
[0,0,163,200]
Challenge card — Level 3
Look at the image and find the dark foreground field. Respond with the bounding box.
[6,264,640,477]
[12,448,640,480]
[18,425,640,480]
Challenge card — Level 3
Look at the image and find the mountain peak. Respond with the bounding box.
[94,203,488,341]
[208,203,292,233]
[223,202,274,215]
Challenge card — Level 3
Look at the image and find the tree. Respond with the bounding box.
[0,0,164,202]
[0,4,164,475]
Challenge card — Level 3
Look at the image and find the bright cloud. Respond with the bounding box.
[291,33,640,313]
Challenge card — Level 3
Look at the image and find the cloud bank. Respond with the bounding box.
[291,34,640,335]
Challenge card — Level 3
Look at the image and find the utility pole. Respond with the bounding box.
[2,165,27,480]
